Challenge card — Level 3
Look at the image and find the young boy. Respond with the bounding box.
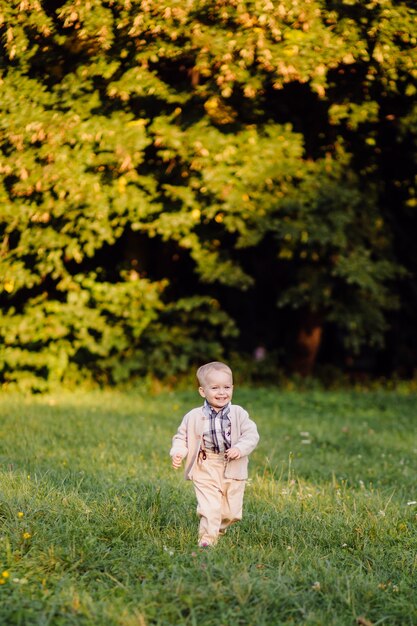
[170,361,259,547]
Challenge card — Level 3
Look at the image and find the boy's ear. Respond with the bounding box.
[198,386,206,399]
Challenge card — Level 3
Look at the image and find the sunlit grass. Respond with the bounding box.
[0,388,416,625]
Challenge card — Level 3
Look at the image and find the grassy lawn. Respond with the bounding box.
[0,387,416,625]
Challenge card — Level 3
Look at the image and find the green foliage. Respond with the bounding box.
[1,0,416,388]
[0,275,166,390]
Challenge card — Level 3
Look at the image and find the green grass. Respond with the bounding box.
[0,388,416,625]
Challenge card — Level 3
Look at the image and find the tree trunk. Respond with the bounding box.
[291,310,323,376]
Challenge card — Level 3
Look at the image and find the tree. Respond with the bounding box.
[1,0,416,388]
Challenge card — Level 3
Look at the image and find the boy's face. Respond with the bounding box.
[198,370,233,410]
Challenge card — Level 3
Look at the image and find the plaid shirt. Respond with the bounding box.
[202,400,231,453]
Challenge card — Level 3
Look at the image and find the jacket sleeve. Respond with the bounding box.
[234,408,260,457]
[170,413,190,458]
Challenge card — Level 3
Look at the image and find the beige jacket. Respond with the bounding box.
[170,404,259,480]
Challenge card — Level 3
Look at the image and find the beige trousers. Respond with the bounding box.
[192,451,246,546]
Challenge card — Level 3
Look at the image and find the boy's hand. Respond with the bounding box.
[172,454,183,469]
[225,447,241,460]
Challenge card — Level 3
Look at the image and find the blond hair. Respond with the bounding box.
[196,361,233,386]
